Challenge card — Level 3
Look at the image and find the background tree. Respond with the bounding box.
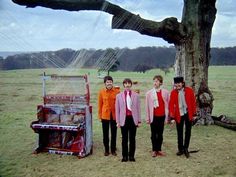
[133,64,153,73]
[160,66,172,76]
[0,57,3,69]
[12,0,217,118]
[108,60,120,75]
[96,48,119,76]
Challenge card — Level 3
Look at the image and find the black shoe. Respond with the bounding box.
[104,152,110,156]
[111,151,117,156]
[176,151,184,156]
[129,157,135,162]
[184,149,190,158]
[121,157,128,162]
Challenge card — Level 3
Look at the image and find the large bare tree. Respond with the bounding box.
[12,0,217,119]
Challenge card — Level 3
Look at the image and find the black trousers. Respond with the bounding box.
[150,116,165,151]
[102,119,117,153]
[121,116,137,158]
[176,113,192,152]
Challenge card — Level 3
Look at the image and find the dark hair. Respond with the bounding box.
[104,76,113,83]
[173,76,184,84]
[153,75,163,83]
[174,76,185,87]
[123,78,132,86]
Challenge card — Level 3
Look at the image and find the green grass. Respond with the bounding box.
[0,66,236,177]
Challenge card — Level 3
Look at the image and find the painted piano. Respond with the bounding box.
[31,73,92,158]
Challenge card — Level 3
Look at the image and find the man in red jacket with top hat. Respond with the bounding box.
[169,76,196,158]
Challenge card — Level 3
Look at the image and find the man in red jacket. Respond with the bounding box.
[169,76,196,158]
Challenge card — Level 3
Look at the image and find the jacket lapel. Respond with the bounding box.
[121,92,126,104]
[131,91,135,107]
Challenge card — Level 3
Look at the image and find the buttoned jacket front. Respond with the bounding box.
[98,87,120,120]
[115,90,141,127]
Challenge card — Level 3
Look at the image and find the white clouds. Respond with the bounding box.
[211,0,236,47]
[212,13,236,47]
[9,22,16,27]
[216,0,236,16]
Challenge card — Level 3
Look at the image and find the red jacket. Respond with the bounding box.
[169,87,196,123]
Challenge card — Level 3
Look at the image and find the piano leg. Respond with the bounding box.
[33,129,50,154]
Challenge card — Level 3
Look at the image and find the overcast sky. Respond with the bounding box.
[0,0,235,52]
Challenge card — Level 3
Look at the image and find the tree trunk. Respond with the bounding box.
[175,0,216,93]
[174,0,216,124]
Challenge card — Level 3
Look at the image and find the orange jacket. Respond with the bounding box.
[169,87,196,123]
[98,87,120,120]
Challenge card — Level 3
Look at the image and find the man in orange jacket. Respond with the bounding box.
[98,76,120,156]
[169,76,196,158]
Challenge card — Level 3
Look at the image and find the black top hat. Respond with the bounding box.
[174,76,184,83]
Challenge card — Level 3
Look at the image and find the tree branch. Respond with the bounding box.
[12,0,186,44]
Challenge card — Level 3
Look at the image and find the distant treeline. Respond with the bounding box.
[0,46,235,71]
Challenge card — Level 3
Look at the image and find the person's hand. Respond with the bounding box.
[170,120,175,124]
[166,118,173,124]
[193,115,198,121]
[137,122,141,127]
[168,119,175,128]
[146,119,151,124]
[192,116,198,126]
[116,123,120,128]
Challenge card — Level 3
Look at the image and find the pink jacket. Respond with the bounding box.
[145,88,170,123]
[115,91,141,127]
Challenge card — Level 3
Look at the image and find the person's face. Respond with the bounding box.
[105,80,113,90]
[174,82,184,90]
[153,78,162,89]
[123,82,132,90]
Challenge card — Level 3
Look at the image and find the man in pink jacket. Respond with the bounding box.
[116,78,141,162]
[145,75,169,157]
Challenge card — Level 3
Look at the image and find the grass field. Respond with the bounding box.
[0,66,236,177]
